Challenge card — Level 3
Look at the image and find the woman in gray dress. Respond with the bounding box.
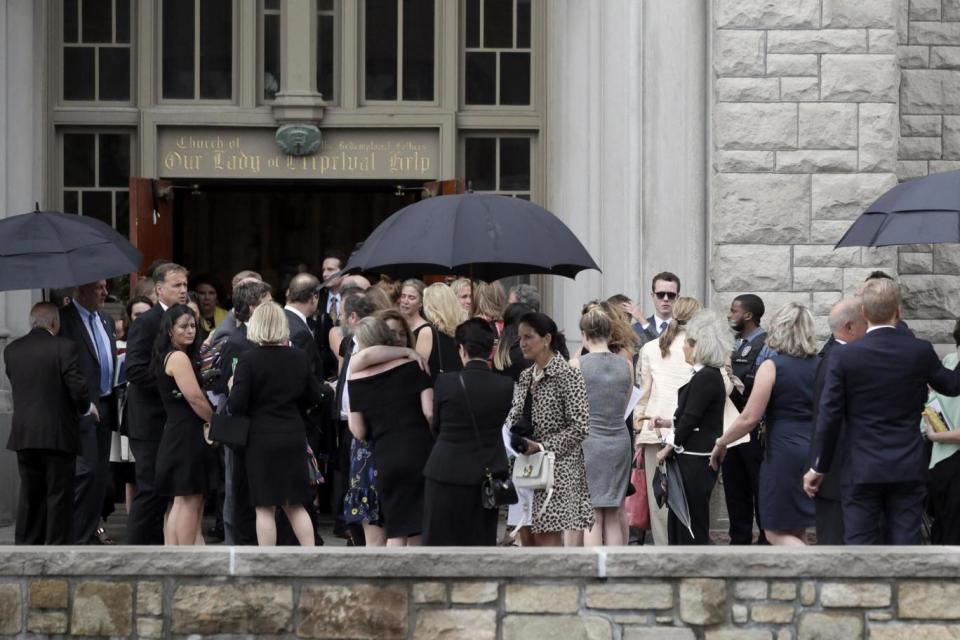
[573,307,634,546]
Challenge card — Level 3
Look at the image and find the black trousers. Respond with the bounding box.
[929,450,960,545]
[842,481,926,545]
[721,432,766,544]
[126,437,166,544]
[73,401,113,543]
[814,496,845,545]
[668,454,717,545]
[16,450,75,545]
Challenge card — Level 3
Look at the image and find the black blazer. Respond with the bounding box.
[124,303,165,441]
[316,290,338,379]
[424,360,513,485]
[59,302,117,424]
[812,327,960,485]
[673,365,726,454]
[285,308,322,380]
[228,346,323,434]
[810,336,844,500]
[5,329,90,453]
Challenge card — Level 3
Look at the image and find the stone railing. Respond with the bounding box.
[0,547,959,638]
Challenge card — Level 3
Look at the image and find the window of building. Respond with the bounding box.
[262,0,281,100]
[161,0,234,100]
[463,0,531,106]
[62,0,133,102]
[462,134,532,198]
[363,0,436,102]
[62,131,133,237]
[317,0,336,101]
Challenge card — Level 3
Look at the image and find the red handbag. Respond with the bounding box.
[624,449,651,529]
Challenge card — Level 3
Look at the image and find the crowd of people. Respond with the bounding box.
[6,254,960,548]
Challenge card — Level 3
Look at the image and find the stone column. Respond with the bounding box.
[272,0,325,123]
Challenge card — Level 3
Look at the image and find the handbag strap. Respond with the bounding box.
[457,372,495,477]
[435,325,444,373]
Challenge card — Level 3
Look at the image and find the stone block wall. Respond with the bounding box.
[895,0,960,340]
[1,547,960,638]
[712,0,903,338]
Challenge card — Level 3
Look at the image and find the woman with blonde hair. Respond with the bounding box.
[473,281,507,334]
[398,278,435,364]
[423,283,467,379]
[227,302,323,546]
[449,278,472,313]
[710,302,819,546]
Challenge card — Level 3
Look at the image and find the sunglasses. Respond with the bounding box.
[654,291,678,301]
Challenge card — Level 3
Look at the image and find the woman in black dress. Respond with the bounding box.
[152,305,215,545]
[423,319,514,545]
[652,310,732,545]
[228,302,322,547]
[348,316,434,546]
[422,283,466,379]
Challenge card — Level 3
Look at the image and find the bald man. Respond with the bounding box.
[5,302,94,544]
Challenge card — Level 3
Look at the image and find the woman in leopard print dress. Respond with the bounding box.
[508,312,594,546]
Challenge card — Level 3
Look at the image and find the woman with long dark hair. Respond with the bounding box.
[152,304,215,545]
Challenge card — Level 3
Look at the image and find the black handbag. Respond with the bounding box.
[208,408,250,448]
[458,374,519,509]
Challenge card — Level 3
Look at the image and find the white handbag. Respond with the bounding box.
[512,449,555,518]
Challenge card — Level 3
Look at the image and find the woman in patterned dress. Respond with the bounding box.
[507,312,594,546]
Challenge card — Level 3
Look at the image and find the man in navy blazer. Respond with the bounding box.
[805,278,960,544]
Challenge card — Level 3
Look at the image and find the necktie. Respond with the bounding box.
[659,321,668,334]
[89,312,111,396]
[328,295,339,325]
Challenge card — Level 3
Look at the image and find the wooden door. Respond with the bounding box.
[128,177,173,286]
[421,179,464,284]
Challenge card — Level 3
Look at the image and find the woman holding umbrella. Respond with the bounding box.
[651,310,731,545]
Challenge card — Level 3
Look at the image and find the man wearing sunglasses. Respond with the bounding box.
[630,272,681,344]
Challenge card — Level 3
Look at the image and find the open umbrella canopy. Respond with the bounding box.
[836,170,960,247]
[343,194,600,281]
[0,210,142,290]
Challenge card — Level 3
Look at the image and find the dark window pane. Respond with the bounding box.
[64,47,96,100]
[465,137,496,191]
[64,191,80,214]
[500,52,529,105]
[82,0,113,42]
[317,15,335,100]
[318,0,334,9]
[200,0,233,99]
[517,0,530,48]
[483,0,512,48]
[264,13,280,99]
[402,0,434,101]
[515,193,530,201]
[82,191,113,226]
[64,0,79,42]
[465,52,495,104]
[115,191,130,236]
[162,0,196,98]
[499,138,530,190]
[365,0,398,100]
[265,0,280,9]
[116,0,131,43]
[99,134,130,187]
[64,134,96,187]
[99,48,131,100]
[465,0,479,48]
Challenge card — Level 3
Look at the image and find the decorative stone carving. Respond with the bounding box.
[275,124,322,156]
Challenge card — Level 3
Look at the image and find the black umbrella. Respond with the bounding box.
[836,170,960,247]
[652,456,695,540]
[343,194,600,281]
[0,210,142,290]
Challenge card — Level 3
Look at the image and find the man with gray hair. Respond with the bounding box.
[809,298,867,545]
[5,302,93,544]
[507,283,541,312]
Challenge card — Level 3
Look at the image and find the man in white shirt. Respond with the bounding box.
[629,271,681,344]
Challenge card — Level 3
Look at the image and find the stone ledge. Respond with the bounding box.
[1,547,959,579]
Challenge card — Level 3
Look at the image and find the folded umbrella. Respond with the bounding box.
[0,210,142,290]
[652,456,695,540]
[836,170,960,247]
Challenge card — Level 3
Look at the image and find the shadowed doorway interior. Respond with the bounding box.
[173,181,419,294]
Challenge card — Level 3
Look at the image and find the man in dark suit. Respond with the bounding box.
[58,280,117,544]
[316,250,345,380]
[5,302,93,544]
[125,262,189,544]
[805,278,960,544]
[627,272,681,345]
[284,272,322,379]
[810,298,867,545]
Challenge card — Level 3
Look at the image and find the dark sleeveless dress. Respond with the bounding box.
[759,353,817,530]
[413,323,462,383]
[154,354,216,497]
[348,361,434,538]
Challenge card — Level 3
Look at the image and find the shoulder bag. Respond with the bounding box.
[509,376,555,518]
[208,407,250,448]
[458,374,518,509]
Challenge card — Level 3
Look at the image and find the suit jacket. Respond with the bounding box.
[285,308,322,380]
[424,360,514,485]
[673,365,725,454]
[5,329,90,453]
[811,327,960,485]
[228,346,323,434]
[632,316,659,346]
[316,290,339,379]
[810,336,844,500]
[59,302,117,426]
[124,303,165,441]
